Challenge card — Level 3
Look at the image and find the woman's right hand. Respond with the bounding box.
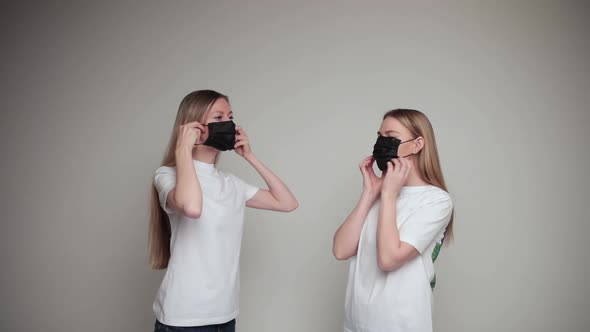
[176,121,206,151]
[359,156,383,198]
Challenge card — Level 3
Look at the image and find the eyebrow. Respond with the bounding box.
[211,110,233,115]
[378,130,400,135]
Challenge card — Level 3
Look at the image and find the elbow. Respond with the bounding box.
[182,206,201,219]
[332,244,351,261]
[333,250,349,261]
[377,256,396,272]
[285,200,299,212]
[174,192,202,219]
[377,252,402,272]
[279,199,299,212]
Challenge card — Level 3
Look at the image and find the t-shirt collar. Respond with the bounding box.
[399,185,433,194]
[193,159,217,175]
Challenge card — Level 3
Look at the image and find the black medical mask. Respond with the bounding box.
[372,135,417,171]
[203,120,236,151]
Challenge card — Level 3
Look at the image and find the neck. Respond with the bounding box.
[192,145,218,164]
[404,156,429,187]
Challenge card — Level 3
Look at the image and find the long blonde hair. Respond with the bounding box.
[384,109,455,244]
[149,90,229,269]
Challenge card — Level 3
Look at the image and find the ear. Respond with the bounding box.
[414,137,425,154]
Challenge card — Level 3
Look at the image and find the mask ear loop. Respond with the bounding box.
[194,122,209,146]
[400,137,418,144]
[398,137,419,158]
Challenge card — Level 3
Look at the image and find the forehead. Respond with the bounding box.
[379,116,408,134]
[208,98,232,114]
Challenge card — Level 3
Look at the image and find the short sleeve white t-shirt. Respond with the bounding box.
[344,185,453,332]
[152,160,259,327]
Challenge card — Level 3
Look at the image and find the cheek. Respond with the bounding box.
[398,143,412,155]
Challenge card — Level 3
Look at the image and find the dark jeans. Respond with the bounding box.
[154,319,236,332]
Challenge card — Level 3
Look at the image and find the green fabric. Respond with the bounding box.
[430,242,443,290]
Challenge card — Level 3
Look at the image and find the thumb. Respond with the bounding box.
[386,160,394,173]
[360,166,369,176]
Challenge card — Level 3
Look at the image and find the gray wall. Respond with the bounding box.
[1,1,589,331]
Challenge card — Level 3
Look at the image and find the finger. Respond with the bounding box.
[234,143,249,151]
[184,121,206,130]
[198,125,208,135]
[386,160,394,174]
[392,158,400,172]
[184,126,204,136]
[368,164,380,179]
[234,138,249,146]
[395,160,405,177]
[404,160,412,178]
[403,159,411,176]
[397,158,406,174]
[403,157,410,169]
[235,136,248,143]
[360,168,369,177]
[359,161,370,174]
[402,158,409,169]
[236,126,246,135]
[360,156,372,164]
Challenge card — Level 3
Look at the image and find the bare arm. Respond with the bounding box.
[332,190,377,260]
[243,154,299,211]
[235,126,298,212]
[166,122,205,218]
[332,156,381,260]
[376,158,419,272]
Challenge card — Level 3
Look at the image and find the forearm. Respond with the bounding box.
[376,193,403,270]
[174,148,203,215]
[245,153,298,210]
[333,191,377,260]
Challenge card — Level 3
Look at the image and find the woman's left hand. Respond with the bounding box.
[381,158,411,198]
[235,126,253,158]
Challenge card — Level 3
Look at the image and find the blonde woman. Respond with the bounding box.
[149,90,298,332]
[333,109,454,332]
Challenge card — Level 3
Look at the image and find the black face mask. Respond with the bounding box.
[372,135,416,171]
[203,120,236,151]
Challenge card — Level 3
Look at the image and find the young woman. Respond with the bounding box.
[333,109,454,332]
[149,90,298,332]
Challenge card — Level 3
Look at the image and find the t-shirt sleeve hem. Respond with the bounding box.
[399,236,427,254]
[244,187,260,202]
[158,183,176,214]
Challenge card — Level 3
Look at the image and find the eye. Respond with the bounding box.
[229,116,234,120]
[214,116,223,120]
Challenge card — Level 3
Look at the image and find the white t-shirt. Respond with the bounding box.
[152,160,259,327]
[344,185,453,332]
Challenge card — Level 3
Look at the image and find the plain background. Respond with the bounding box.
[1,1,589,331]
